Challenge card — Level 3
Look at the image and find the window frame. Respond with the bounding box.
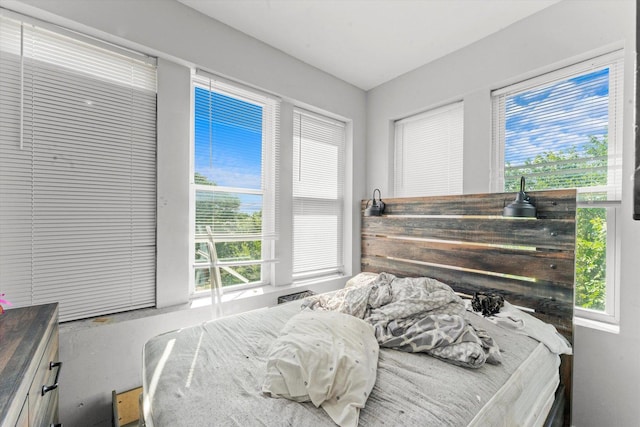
[190,75,279,295]
[394,101,464,197]
[491,51,624,325]
[292,107,347,281]
[573,202,621,325]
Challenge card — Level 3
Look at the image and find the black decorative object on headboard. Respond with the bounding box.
[472,292,505,317]
[503,176,537,218]
[364,188,385,217]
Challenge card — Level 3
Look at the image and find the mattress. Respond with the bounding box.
[142,300,559,427]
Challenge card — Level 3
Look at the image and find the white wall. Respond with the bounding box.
[366,1,638,426]
[0,0,367,425]
[2,0,638,426]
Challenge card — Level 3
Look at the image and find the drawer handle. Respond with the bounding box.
[42,361,63,396]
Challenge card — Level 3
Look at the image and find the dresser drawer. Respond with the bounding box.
[0,303,59,427]
[28,324,60,427]
[15,396,28,427]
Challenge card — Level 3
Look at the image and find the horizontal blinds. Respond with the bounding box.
[0,14,157,321]
[492,51,623,201]
[293,109,345,277]
[193,75,280,241]
[394,101,463,197]
[0,17,31,308]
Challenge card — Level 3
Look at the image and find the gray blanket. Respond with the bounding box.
[143,296,559,426]
[302,273,501,368]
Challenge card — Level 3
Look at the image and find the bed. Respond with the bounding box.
[142,189,575,427]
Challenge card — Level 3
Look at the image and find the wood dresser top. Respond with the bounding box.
[0,303,58,422]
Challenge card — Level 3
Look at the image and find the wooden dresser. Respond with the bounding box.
[0,303,61,427]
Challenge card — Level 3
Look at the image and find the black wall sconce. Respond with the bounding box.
[364,188,385,217]
[503,176,537,218]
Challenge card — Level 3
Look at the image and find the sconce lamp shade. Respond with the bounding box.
[365,189,385,217]
[503,177,537,218]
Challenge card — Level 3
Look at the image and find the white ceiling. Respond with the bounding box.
[177,0,560,91]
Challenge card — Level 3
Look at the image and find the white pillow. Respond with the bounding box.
[262,310,379,427]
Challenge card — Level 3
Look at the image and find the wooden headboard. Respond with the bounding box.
[361,189,576,339]
[361,189,576,425]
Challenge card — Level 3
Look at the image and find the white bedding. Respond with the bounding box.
[142,298,561,427]
[262,310,379,427]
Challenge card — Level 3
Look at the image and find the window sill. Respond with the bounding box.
[61,275,347,333]
[574,315,620,334]
[191,274,346,309]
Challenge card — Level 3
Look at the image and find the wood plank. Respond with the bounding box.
[360,189,576,427]
[560,354,573,424]
[362,216,576,251]
[115,387,142,426]
[362,258,573,340]
[362,189,577,219]
[362,236,575,285]
[361,256,573,319]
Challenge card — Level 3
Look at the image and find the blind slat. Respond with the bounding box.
[0,14,157,321]
[492,51,623,201]
[192,76,280,288]
[292,109,346,277]
[394,101,464,197]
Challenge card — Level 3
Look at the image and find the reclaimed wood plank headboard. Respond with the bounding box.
[361,189,576,425]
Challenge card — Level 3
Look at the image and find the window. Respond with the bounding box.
[192,74,279,293]
[293,109,346,279]
[0,13,157,321]
[492,52,623,323]
[394,101,463,197]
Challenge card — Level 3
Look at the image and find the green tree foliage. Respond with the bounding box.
[505,135,607,310]
[194,172,262,289]
[504,135,608,193]
[575,208,606,310]
[194,172,213,185]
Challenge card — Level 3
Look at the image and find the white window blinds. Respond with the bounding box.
[0,14,157,321]
[192,74,279,291]
[394,101,464,197]
[293,109,345,278]
[192,74,280,242]
[492,51,624,201]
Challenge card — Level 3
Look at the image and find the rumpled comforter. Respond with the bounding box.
[302,273,501,368]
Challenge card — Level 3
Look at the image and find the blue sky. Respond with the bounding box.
[194,67,610,206]
[504,68,609,165]
[194,87,263,190]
